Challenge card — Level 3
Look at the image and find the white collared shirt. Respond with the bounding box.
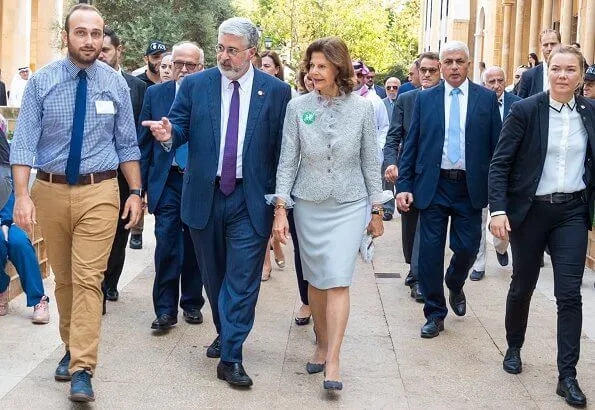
[217,64,254,178]
[542,61,549,92]
[498,95,504,120]
[535,96,587,195]
[441,79,469,170]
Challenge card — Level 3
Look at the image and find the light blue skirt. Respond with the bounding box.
[293,197,367,289]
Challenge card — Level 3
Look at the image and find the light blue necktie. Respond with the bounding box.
[447,88,461,164]
[175,143,188,170]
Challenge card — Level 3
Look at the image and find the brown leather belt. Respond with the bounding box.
[533,191,583,204]
[37,170,117,185]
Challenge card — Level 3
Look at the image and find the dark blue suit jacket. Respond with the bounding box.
[137,80,177,213]
[374,84,387,99]
[503,91,521,117]
[168,68,292,237]
[397,81,502,210]
[397,81,417,96]
[517,63,543,98]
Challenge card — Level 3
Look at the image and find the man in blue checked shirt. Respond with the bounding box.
[9,4,142,403]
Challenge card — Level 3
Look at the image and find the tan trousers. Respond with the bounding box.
[31,177,119,374]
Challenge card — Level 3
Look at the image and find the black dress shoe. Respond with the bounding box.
[129,234,142,250]
[420,319,444,338]
[295,315,311,326]
[382,212,393,221]
[105,288,119,301]
[217,361,253,387]
[470,270,485,281]
[183,309,203,324]
[496,251,509,267]
[206,336,221,358]
[404,271,415,287]
[55,351,71,381]
[556,377,587,407]
[449,289,466,316]
[410,282,424,303]
[151,314,177,330]
[502,347,522,374]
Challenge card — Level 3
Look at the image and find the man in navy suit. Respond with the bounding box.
[469,66,522,281]
[143,18,291,387]
[396,41,501,338]
[137,42,205,331]
[518,29,560,98]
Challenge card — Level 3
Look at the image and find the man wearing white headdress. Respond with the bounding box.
[8,67,30,107]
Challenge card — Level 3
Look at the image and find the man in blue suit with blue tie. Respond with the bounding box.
[138,42,205,332]
[143,18,291,388]
[396,41,501,338]
[469,66,521,281]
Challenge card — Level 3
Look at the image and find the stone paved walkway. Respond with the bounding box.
[2,215,595,408]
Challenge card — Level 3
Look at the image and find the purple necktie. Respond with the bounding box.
[220,81,240,196]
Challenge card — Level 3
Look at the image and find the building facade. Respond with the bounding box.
[419,0,595,83]
[0,0,64,96]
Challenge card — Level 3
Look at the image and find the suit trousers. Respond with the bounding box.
[472,207,509,272]
[288,209,308,306]
[506,197,588,379]
[31,177,119,374]
[401,205,419,266]
[190,186,269,363]
[418,176,482,321]
[381,159,395,214]
[153,169,204,317]
[103,171,130,293]
[0,225,46,306]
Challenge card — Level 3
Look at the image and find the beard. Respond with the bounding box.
[217,60,248,81]
[68,42,101,67]
[148,61,159,75]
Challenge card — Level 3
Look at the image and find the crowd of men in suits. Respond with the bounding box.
[4,2,595,406]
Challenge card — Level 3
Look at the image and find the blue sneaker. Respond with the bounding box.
[69,370,94,402]
[54,352,71,381]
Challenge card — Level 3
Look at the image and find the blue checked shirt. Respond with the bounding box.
[10,58,140,173]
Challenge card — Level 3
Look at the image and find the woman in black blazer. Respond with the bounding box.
[489,45,595,407]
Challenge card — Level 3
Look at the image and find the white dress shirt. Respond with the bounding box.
[542,62,549,92]
[364,92,390,159]
[498,95,504,121]
[535,96,587,195]
[441,79,469,170]
[217,64,254,178]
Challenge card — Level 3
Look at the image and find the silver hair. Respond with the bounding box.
[482,66,505,84]
[439,41,470,60]
[172,42,204,64]
[218,17,259,49]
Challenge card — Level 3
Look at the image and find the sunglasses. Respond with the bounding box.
[386,85,398,90]
[420,67,439,74]
[173,61,201,71]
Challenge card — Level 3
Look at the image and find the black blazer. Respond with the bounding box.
[489,92,595,229]
[384,88,420,166]
[122,72,147,127]
[517,63,544,99]
[0,81,6,106]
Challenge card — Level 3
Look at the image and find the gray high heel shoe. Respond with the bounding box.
[306,362,325,374]
[323,380,343,390]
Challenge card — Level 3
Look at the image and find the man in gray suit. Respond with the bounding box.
[383,51,441,301]
[381,77,401,220]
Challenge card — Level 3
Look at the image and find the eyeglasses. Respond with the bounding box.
[514,75,521,79]
[173,61,202,71]
[215,44,251,57]
[367,75,376,80]
[386,85,398,90]
[420,67,439,74]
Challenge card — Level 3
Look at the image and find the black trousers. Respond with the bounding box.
[506,196,588,379]
[103,171,130,292]
[401,205,419,266]
[288,210,308,306]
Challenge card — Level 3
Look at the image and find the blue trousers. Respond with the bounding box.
[418,177,481,321]
[0,225,45,306]
[190,186,268,363]
[153,170,204,317]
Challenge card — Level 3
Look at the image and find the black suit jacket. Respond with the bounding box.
[0,81,6,106]
[122,72,147,127]
[517,63,543,99]
[489,93,595,229]
[384,88,420,166]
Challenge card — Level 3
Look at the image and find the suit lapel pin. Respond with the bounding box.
[581,105,585,110]
[258,90,264,96]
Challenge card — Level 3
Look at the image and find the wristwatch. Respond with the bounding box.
[129,189,143,197]
[371,208,384,217]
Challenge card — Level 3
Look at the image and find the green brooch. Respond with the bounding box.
[302,111,316,124]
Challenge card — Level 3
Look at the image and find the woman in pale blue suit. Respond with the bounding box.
[268,37,390,391]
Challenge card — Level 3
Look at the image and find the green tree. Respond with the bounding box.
[236,0,419,80]
[85,0,234,70]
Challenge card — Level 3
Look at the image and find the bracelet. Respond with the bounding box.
[275,202,286,209]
